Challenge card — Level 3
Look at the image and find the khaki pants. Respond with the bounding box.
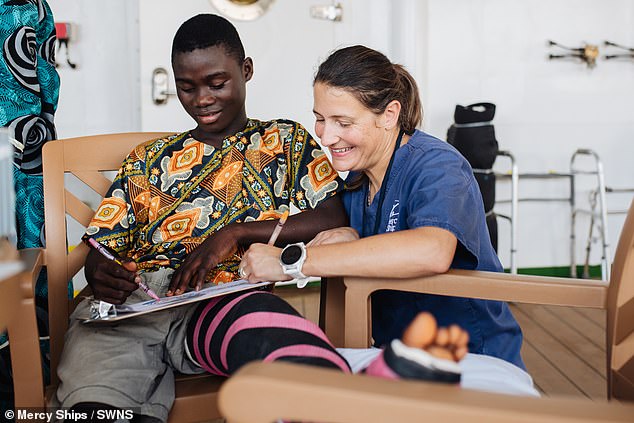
[53,268,204,422]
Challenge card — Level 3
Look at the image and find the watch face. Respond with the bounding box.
[281,245,302,265]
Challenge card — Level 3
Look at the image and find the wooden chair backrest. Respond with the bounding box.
[42,132,172,386]
[606,198,634,401]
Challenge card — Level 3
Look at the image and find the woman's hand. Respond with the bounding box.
[240,243,290,283]
[307,227,359,246]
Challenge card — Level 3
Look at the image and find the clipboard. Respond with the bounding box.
[83,280,273,324]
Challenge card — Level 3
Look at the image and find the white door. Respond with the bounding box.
[138,0,392,134]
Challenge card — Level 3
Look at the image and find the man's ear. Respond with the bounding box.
[376,100,402,130]
[243,57,254,82]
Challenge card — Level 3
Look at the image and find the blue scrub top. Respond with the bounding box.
[342,130,525,369]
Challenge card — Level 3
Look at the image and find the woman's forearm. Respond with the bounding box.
[226,195,348,247]
[303,227,457,279]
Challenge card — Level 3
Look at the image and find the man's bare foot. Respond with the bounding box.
[363,312,466,383]
[402,312,469,362]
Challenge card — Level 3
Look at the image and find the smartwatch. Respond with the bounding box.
[280,242,308,283]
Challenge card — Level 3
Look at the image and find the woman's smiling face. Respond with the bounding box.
[313,82,387,173]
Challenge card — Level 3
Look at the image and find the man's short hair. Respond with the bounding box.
[171,14,245,63]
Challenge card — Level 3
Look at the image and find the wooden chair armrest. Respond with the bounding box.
[219,361,634,423]
[341,269,608,348]
[18,248,44,297]
[344,269,608,308]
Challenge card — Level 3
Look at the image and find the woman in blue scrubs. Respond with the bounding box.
[241,45,525,370]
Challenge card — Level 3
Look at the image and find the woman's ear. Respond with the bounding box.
[376,100,402,130]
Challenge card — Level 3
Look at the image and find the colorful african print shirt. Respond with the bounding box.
[0,0,59,174]
[84,119,342,283]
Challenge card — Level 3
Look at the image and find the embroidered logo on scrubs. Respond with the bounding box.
[386,200,400,232]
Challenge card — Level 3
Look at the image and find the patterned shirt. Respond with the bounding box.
[84,119,342,283]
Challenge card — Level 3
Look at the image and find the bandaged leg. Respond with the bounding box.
[338,312,538,395]
[362,312,465,383]
[186,290,351,376]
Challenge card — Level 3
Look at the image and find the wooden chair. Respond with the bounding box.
[1,254,45,414]
[6,249,43,414]
[0,270,21,331]
[218,198,634,422]
[10,133,224,422]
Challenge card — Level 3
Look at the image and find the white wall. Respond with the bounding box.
[45,0,634,273]
[47,0,140,138]
[418,0,634,271]
[137,0,393,136]
[138,0,333,134]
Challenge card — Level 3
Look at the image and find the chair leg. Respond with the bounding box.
[9,294,46,408]
[344,286,372,348]
[320,277,346,347]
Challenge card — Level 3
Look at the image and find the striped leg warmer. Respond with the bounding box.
[186,290,351,376]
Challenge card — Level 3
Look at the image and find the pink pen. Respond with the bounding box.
[86,238,160,301]
[267,210,290,245]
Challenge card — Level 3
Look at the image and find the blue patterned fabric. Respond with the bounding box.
[0,1,58,419]
[0,0,59,174]
[12,168,45,248]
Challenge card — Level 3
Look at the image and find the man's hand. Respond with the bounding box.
[307,227,359,246]
[85,248,139,305]
[240,243,289,283]
[167,196,348,294]
[167,227,239,296]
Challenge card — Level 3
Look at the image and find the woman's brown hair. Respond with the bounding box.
[314,45,422,135]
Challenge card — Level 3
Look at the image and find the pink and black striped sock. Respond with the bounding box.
[186,290,351,376]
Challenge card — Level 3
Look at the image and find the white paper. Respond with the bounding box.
[84,279,272,323]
